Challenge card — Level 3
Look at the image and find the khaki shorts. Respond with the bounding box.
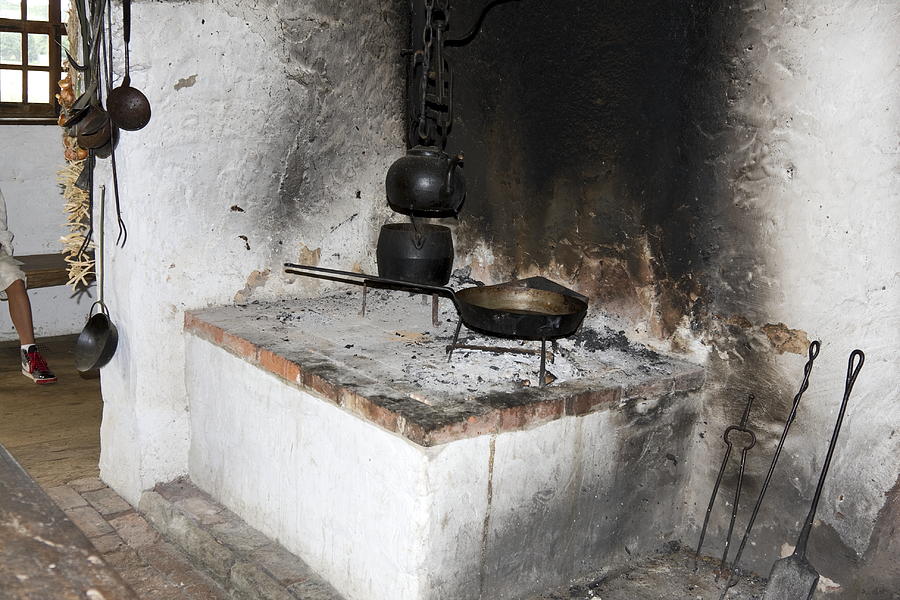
[0,250,26,301]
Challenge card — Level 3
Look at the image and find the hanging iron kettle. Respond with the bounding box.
[385,146,465,217]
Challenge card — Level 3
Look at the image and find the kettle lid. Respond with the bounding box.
[407,145,447,158]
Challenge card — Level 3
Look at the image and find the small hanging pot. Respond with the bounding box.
[385,146,465,217]
[376,221,454,286]
[73,102,106,136]
[75,106,113,150]
[75,185,119,372]
[92,125,120,159]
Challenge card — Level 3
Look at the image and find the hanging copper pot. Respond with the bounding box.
[75,105,112,149]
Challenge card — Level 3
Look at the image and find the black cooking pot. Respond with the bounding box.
[385,146,465,216]
[376,223,453,286]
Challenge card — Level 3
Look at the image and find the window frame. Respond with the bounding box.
[0,0,67,124]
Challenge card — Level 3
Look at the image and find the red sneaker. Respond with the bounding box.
[21,346,58,384]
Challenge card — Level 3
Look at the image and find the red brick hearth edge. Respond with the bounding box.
[184,312,705,447]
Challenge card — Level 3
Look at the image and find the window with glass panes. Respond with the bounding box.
[0,0,68,121]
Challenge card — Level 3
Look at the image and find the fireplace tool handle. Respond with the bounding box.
[720,340,820,598]
[717,404,757,579]
[794,349,864,558]
[283,263,460,305]
[694,394,756,572]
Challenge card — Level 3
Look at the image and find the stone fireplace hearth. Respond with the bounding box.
[180,286,704,600]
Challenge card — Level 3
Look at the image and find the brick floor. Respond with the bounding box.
[44,479,229,600]
[83,486,134,516]
[143,480,344,600]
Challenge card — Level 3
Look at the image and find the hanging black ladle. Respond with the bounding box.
[107,0,150,131]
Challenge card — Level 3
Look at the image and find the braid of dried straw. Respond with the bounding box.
[57,159,95,289]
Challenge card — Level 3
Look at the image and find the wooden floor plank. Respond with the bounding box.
[0,335,102,487]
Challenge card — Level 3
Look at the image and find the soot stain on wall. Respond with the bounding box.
[480,392,697,598]
[673,4,876,589]
[446,0,736,338]
[274,1,407,260]
[440,0,892,592]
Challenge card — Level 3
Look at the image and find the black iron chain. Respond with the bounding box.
[414,0,453,146]
[416,0,434,141]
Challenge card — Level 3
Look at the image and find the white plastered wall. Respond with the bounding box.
[0,125,94,341]
[749,1,900,557]
[94,0,404,504]
[681,0,900,583]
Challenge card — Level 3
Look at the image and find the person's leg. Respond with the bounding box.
[5,278,56,384]
[5,279,35,346]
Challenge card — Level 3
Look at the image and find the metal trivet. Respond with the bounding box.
[359,282,442,326]
[446,319,559,386]
[353,278,571,387]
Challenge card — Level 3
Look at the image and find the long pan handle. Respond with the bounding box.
[283,263,459,303]
[794,349,865,558]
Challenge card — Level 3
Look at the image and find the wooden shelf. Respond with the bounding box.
[17,253,91,289]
